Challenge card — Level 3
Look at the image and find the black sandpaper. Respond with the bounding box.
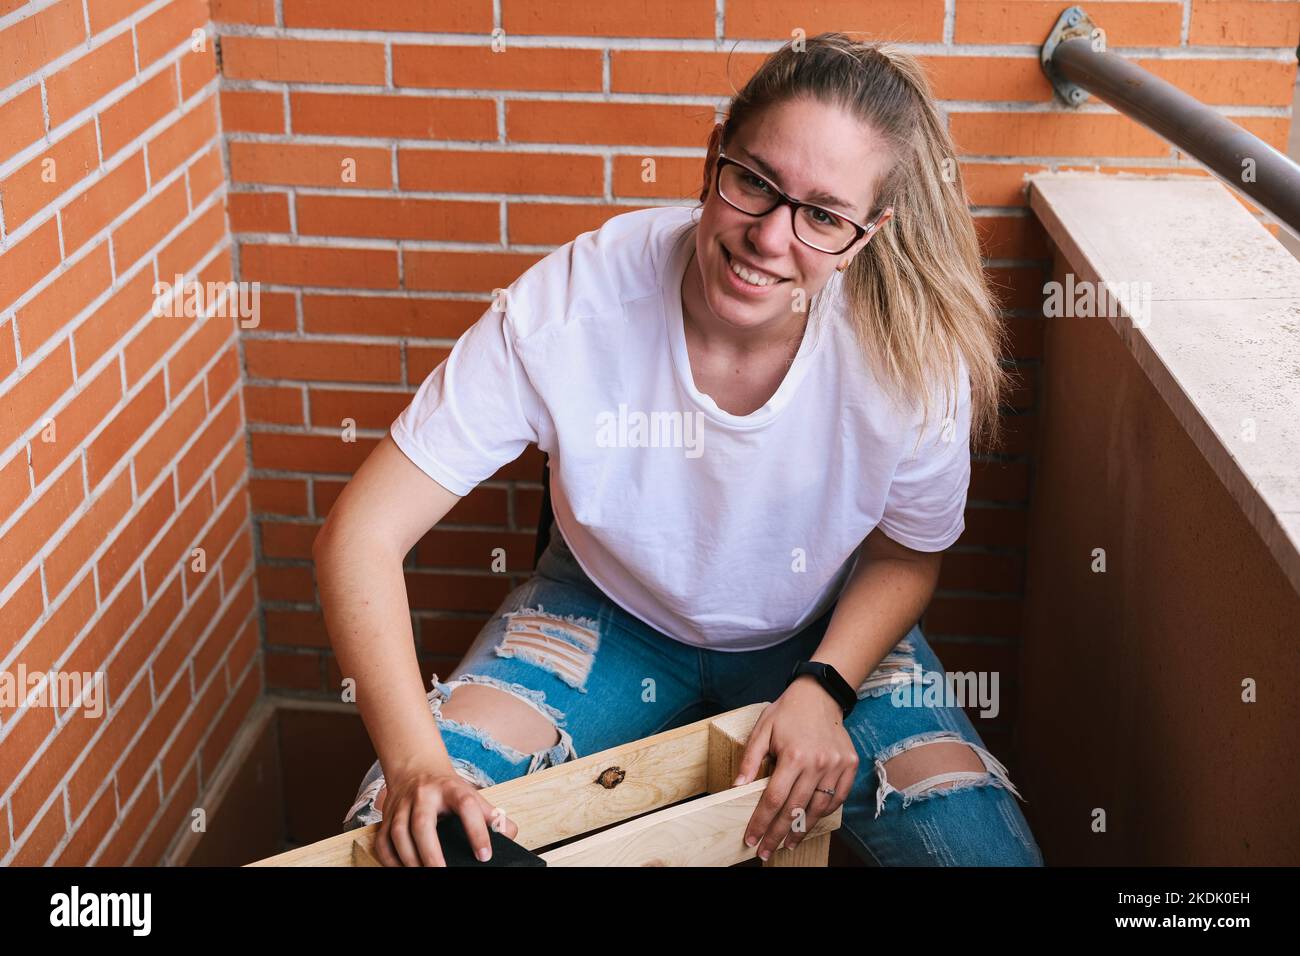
[436,813,547,867]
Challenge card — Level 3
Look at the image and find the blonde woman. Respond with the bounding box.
[316,32,1045,867]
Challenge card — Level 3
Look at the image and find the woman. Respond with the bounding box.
[316,32,1045,867]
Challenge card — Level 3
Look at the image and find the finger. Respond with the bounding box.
[374,815,400,868]
[481,800,516,840]
[733,720,771,787]
[743,756,799,851]
[759,769,820,859]
[387,806,422,867]
[409,803,447,867]
[786,777,836,848]
[457,794,495,863]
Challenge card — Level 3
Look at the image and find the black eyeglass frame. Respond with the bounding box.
[712,151,888,255]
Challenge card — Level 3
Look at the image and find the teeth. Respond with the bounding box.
[727,253,778,286]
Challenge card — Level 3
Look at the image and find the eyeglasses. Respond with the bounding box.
[712,151,884,255]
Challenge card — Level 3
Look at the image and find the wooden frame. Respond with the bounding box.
[247,702,840,867]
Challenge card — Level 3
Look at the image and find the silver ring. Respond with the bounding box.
[816,787,835,797]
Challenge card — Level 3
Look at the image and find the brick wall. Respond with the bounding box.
[0,0,254,865]
[1,0,1296,866]
[216,0,1297,750]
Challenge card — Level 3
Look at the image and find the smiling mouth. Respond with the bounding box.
[722,245,790,286]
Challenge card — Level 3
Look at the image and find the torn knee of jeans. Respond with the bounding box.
[493,604,601,692]
[855,637,917,698]
[426,672,579,774]
[871,730,1027,819]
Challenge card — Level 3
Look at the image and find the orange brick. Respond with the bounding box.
[290,92,496,140]
[28,361,120,489]
[11,799,66,866]
[283,0,491,31]
[134,385,206,492]
[0,0,85,89]
[54,775,117,865]
[96,468,176,595]
[502,0,714,37]
[0,219,61,312]
[266,650,323,691]
[182,44,217,102]
[398,148,602,195]
[393,45,603,91]
[209,0,275,24]
[219,89,284,133]
[0,87,45,165]
[253,434,373,475]
[220,36,387,84]
[112,177,189,272]
[156,199,229,279]
[508,202,631,245]
[244,384,304,424]
[167,297,235,394]
[188,145,224,203]
[240,243,400,289]
[250,477,308,514]
[59,150,148,254]
[1139,57,1299,106]
[726,0,944,40]
[87,0,153,32]
[0,122,99,229]
[0,572,43,661]
[136,0,209,67]
[229,191,290,232]
[918,55,1054,101]
[244,339,401,383]
[612,154,705,199]
[87,373,165,487]
[962,162,1050,207]
[309,387,409,429]
[0,334,75,449]
[0,444,82,586]
[143,478,215,596]
[302,293,477,337]
[99,67,180,159]
[147,93,218,181]
[45,32,137,128]
[73,268,155,376]
[44,467,132,598]
[296,195,498,241]
[403,249,538,292]
[951,112,1168,158]
[16,242,113,355]
[228,142,392,188]
[507,101,709,146]
[956,1,1183,45]
[0,320,13,378]
[1189,0,1300,46]
[610,50,767,95]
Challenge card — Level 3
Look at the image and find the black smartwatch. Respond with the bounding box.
[787,660,858,719]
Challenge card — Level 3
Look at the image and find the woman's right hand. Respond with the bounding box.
[372,769,519,867]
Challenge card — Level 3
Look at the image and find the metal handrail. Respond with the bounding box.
[1041,5,1300,241]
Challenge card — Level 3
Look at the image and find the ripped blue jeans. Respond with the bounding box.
[343,519,1046,866]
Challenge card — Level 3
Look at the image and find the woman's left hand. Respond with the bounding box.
[733,677,860,860]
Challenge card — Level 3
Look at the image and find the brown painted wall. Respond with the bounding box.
[1017,255,1300,865]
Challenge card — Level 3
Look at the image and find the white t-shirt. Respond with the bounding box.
[390,204,972,652]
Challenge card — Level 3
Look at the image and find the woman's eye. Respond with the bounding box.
[808,207,835,225]
[742,173,772,192]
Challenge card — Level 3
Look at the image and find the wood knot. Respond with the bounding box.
[595,767,626,789]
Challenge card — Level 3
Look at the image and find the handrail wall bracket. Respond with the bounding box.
[1041,5,1098,107]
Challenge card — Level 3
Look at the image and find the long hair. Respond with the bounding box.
[698,32,1009,455]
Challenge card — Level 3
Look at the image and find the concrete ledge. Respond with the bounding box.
[1028,173,1300,597]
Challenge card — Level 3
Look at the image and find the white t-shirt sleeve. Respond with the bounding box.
[875,365,973,552]
[390,305,543,497]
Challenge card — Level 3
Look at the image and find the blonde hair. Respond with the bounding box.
[699,32,1010,454]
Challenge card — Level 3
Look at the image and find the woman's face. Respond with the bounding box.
[690,97,895,339]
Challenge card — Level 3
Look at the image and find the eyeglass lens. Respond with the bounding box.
[718,163,858,251]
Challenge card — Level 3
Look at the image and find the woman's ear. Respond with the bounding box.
[700,124,724,203]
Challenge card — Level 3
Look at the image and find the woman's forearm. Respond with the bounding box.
[315,527,456,780]
[807,544,941,693]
